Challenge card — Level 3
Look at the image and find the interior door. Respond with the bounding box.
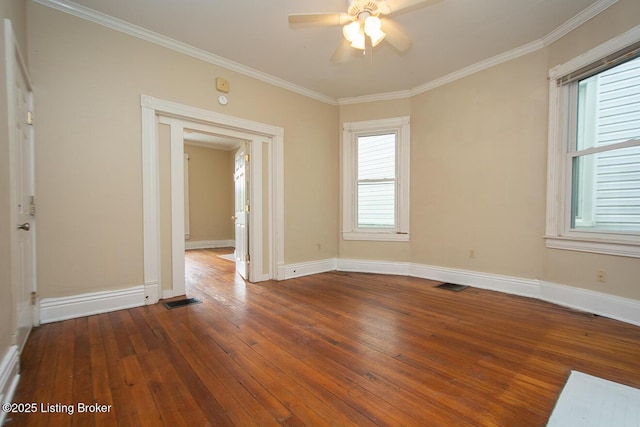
[234,144,249,280]
[7,23,36,352]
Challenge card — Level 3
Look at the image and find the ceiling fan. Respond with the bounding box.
[288,0,442,60]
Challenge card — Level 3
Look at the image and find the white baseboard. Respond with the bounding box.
[0,345,19,426]
[337,258,411,276]
[540,281,640,327]
[280,258,337,279]
[34,260,640,327]
[410,263,540,298]
[161,289,187,300]
[280,258,640,326]
[39,285,146,324]
[185,239,235,250]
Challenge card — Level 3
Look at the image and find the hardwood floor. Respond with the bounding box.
[7,248,640,426]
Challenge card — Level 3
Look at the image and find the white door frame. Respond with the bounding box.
[5,19,37,349]
[141,95,285,303]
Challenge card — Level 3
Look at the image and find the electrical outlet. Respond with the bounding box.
[596,269,607,283]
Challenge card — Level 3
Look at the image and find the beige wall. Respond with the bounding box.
[184,144,234,243]
[27,2,338,298]
[409,50,549,279]
[24,0,640,306]
[1,0,27,362]
[338,0,640,301]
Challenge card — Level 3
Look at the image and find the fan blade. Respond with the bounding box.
[380,0,442,15]
[330,39,353,63]
[288,13,351,26]
[383,19,412,53]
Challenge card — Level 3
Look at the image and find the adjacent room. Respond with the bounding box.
[1,0,639,425]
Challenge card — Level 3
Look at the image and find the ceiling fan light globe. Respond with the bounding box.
[363,16,382,36]
[350,32,366,50]
[343,21,362,43]
[370,30,386,47]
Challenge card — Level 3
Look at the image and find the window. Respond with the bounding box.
[546,34,640,257]
[342,116,410,241]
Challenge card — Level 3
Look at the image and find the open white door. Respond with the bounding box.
[6,19,36,352]
[234,144,249,280]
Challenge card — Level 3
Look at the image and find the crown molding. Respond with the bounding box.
[542,0,619,46]
[34,0,619,107]
[338,89,413,105]
[32,0,338,106]
[338,0,620,104]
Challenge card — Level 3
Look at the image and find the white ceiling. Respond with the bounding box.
[48,0,612,101]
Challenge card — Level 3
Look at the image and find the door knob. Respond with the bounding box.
[17,222,30,231]
[231,215,237,220]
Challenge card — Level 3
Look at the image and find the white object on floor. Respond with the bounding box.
[547,371,640,426]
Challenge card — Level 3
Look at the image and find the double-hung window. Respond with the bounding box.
[546,35,640,257]
[342,116,410,241]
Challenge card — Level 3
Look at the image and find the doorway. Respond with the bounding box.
[141,96,284,304]
[6,19,37,352]
[181,130,247,281]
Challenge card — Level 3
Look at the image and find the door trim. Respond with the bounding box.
[141,95,285,303]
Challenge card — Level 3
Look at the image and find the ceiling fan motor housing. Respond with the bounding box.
[348,0,383,20]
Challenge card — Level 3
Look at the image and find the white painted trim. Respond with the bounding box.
[0,346,20,426]
[342,232,410,242]
[170,122,186,297]
[273,132,286,280]
[280,259,338,280]
[280,258,640,326]
[542,0,620,47]
[342,116,410,240]
[540,281,640,327]
[337,258,411,276]
[34,0,617,107]
[32,0,337,106]
[184,153,190,240]
[141,100,160,304]
[39,286,146,324]
[545,236,640,258]
[410,264,540,298]
[25,258,640,328]
[548,24,640,80]
[545,25,640,258]
[142,95,285,289]
[185,240,236,250]
[339,0,619,105]
[407,40,545,99]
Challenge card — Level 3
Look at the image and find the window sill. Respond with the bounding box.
[544,235,640,258]
[343,232,409,242]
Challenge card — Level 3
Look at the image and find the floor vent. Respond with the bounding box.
[435,283,469,292]
[163,297,202,309]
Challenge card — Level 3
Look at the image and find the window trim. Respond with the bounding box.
[545,27,640,258]
[342,116,410,241]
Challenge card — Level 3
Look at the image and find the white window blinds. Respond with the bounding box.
[357,133,396,228]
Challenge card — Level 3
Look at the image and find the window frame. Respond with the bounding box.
[545,28,640,258]
[342,116,410,241]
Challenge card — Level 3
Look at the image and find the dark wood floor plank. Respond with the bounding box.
[71,317,95,427]
[153,311,261,426]
[86,315,117,427]
[9,248,640,426]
